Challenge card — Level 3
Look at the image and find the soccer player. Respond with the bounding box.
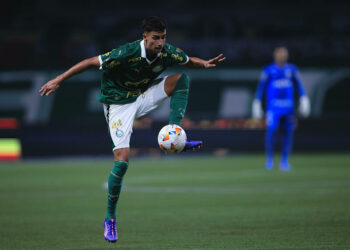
[39,16,225,243]
[252,46,310,171]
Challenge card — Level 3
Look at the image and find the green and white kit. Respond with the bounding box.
[99,39,189,150]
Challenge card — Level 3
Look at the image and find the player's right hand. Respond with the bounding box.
[39,78,61,96]
[252,99,263,119]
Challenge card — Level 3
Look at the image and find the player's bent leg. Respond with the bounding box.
[164,73,201,152]
[104,148,130,243]
[165,73,190,125]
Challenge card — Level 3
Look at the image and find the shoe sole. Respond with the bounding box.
[183,143,203,152]
[104,238,117,243]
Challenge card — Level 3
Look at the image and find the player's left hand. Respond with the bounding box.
[204,54,226,68]
[299,96,310,118]
[39,78,61,96]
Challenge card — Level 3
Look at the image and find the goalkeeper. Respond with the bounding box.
[252,47,310,171]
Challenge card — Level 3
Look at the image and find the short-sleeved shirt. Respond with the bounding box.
[98,39,189,104]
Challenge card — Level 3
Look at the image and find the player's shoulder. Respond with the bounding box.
[262,63,275,72]
[110,40,141,58]
[285,63,298,71]
[285,63,301,75]
[162,42,188,65]
[163,42,185,54]
[125,39,142,52]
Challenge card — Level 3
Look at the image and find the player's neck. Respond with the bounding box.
[145,49,157,61]
[275,61,286,67]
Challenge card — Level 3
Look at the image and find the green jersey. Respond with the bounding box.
[98,40,189,104]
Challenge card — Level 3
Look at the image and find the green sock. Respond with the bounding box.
[106,161,128,220]
[169,73,190,126]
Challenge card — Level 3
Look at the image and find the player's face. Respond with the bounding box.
[274,47,289,65]
[143,30,167,55]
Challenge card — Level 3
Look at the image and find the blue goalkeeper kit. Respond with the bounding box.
[254,62,307,169]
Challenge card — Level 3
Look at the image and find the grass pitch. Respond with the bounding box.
[0,153,349,249]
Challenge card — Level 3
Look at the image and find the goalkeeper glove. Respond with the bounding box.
[252,99,263,119]
[299,96,310,118]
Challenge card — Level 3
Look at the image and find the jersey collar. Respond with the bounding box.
[140,40,162,65]
[274,62,288,68]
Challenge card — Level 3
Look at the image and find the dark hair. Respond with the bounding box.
[142,16,167,33]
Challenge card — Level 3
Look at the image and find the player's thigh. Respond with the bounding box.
[281,114,295,132]
[104,103,137,151]
[266,111,280,131]
[135,76,169,118]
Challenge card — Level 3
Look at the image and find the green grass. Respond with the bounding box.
[0,154,350,249]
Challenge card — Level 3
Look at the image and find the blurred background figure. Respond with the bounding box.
[252,47,310,171]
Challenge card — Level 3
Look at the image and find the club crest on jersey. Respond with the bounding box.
[285,69,292,78]
[116,129,124,138]
[152,65,163,72]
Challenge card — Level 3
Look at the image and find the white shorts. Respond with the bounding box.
[103,77,169,151]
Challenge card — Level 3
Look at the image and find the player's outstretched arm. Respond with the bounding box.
[185,54,226,69]
[39,56,100,96]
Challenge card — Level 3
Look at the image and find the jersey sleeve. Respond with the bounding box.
[99,47,127,71]
[165,43,189,66]
[254,67,269,100]
[292,66,306,97]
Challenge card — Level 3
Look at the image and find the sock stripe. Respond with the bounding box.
[110,171,121,178]
[108,194,119,198]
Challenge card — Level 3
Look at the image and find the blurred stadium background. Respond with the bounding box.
[1,0,350,158]
[1,0,350,249]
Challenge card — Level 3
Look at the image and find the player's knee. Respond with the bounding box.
[180,72,189,80]
[175,73,190,90]
[113,147,129,162]
[112,161,129,178]
[284,127,294,133]
[267,126,278,133]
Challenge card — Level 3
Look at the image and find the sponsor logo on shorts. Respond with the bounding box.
[112,120,122,129]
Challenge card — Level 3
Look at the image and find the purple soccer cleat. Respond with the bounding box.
[104,219,118,243]
[183,140,203,152]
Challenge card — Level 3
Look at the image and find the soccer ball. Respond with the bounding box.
[158,124,187,154]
